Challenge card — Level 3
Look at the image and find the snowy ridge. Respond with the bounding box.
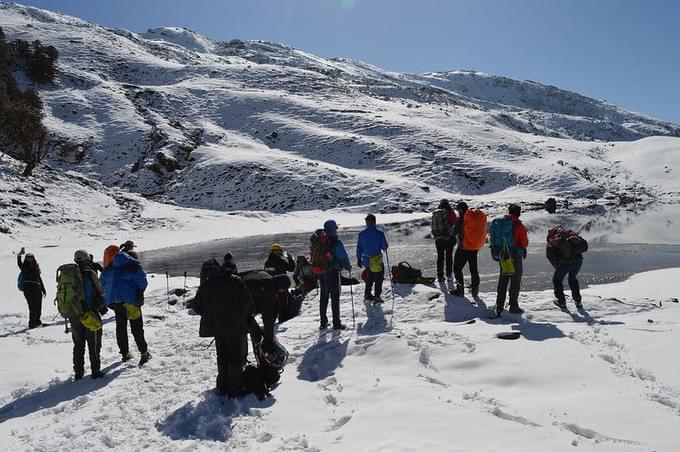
[1,1,679,226]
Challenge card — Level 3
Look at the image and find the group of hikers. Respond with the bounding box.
[17,241,151,380]
[15,200,587,399]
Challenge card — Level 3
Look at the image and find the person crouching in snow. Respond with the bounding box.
[100,245,151,366]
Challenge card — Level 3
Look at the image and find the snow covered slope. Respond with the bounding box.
[1,1,679,224]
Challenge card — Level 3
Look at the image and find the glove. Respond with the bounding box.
[98,305,109,315]
[357,259,363,268]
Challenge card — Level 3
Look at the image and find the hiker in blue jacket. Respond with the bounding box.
[356,214,389,304]
[319,219,351,330]
[100,246,151,366]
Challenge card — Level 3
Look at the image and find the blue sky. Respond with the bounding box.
[15,0,680,123]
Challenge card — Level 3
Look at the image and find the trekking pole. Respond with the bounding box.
[165,271,170,304]
[385,250,397,328]
[182,271,188,304]
[349,269,355,328]
[64,318,69,334]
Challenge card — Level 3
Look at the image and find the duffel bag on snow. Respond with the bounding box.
[391,261,423,283]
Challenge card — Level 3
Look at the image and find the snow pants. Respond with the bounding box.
[319,270,341,327]
[495,254,524,311]
[70,316,102,375]
[112,303,148,357]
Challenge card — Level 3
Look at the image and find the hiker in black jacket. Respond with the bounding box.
[264,244,296,276]
[17,247,47,328]
[193,259,255,397]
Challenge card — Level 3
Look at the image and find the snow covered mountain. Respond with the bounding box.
[1,1,679,227]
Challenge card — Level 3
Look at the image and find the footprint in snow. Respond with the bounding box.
[326,414,352,431]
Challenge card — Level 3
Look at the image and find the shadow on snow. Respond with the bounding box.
[157,389,275,442]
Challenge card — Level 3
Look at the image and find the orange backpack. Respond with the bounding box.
[463,209,488,251]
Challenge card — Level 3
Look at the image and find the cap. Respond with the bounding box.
[123,240,135,249]
[271,243,285,251]
[74,249,89,262]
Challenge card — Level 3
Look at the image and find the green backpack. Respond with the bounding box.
[55,264,85,318]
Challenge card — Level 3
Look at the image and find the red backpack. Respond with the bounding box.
[309,229,334,275]
[463,209,488,251]
[547,226,588,258]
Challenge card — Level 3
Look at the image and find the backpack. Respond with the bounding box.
[488,217,515,261]
[55,264,85,318]
[547,226,588,258]
[462,209,488,251]
[17,272,24,292]
[278,292,303,323]
[199,258,223,285]
[391,261,423,283]
[431,209,451,238]
[310,229,334,275]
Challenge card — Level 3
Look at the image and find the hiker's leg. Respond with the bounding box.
[435,239,446,279]
[453,247,466,288]
[374,267,384,298]
[129,308,148,354]
[496,271,510,312]
[329,270,341,326]
[445,238,454,277]
[568,261,582,302]
[112,303,130,356]
[552,265,568,302]
[365,268,375,298]
[86,328,101,374]
[509,255,523,309]
[70,318,86,375]
[215,336,228,394]
[319,273,330,325]
[469,250,480,291]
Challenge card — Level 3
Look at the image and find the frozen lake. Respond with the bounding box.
[140,203,680,292]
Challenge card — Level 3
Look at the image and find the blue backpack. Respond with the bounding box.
[17,272,24,291]
[489,217,515,261]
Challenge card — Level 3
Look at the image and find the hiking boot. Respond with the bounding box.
[574,301,584,310]
[373,296,384,305]
[446,275,453,282]
[437,275,445,283]
[471,286,479,297]
[139,351,152,366]
[121,352,132,363]
[333,323,347,331]
[319,322,328,331]
[74,370,84,380]
[553,299,567,309]
[508,306,524,314]
[91,370,104,379]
